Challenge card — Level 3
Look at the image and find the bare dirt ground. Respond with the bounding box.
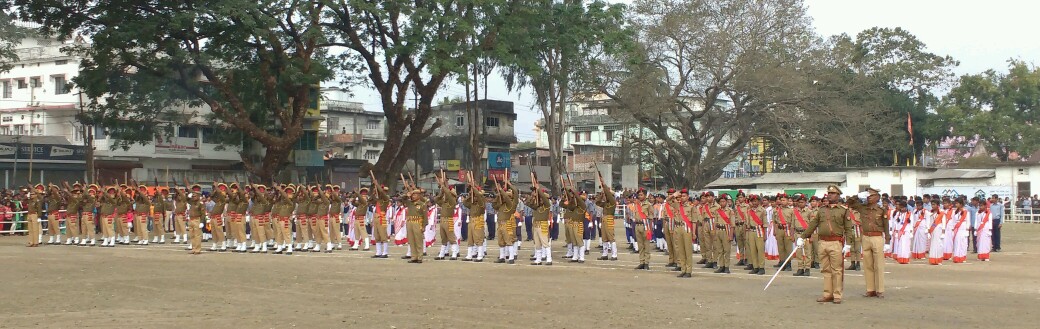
[1,224,1039,329]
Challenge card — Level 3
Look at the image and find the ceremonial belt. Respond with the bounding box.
[716,208,731,234]
[665,204,676,230]
[777,209,791,237]
[748,209,765,238]
[820,235,844,242]
[634,202,651,240]
[864,232,883,237]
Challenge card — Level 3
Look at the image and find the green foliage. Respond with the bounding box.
[0,7,29,73]
[939,60,1040,161]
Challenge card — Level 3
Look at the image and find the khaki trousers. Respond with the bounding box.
[467,216,485,247]
[188,217,203,253]
[151,213,166,239]
[735,225,747,260]
[27,214,41,245]
[862,235,885,293]
[663,223,675,264]
[81,213,95,241]
[66,215,80,240]
[407,220,424,261]
[46,213,60,237]
[209,215,226,243]
[296,216,310,242]
[101,215,116,239]
[134,214,150,241]
[818,240,844,300]
[174,213,186,238]
[635,225,650,264]
[229,213,245,243]
[253,214,269,243]
[330,214,342,244]
[498,217,517,247]
[265,219,276,242]
[372,218,388,243]
[601,216,615,242]
[775,231,793,263]
[532,221,550,249]
[748,233,765,268]
[672,227,693,272]
[438,219,456,245]
[277,216,293,245]
[313,216,330,245]
[849,232,862,260]
[796,239,814,270]
[715,228,732,267]
[353,219,368,241]
[701,226,715,262]
[116,214,129,237]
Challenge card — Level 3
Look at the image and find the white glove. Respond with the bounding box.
[795,237,804,248]
[199,222,205,228]
[842,245,851,254]
[518,221,524,227]
[587,222,593,228]
[884,243,891,252]
[245,216,251,223]
[857,191,869,199]
[187,193,194,198]
[128,222,133,229]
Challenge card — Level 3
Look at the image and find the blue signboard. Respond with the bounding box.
[487,151,511,169]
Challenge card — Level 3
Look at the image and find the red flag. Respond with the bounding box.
[907,112,914,145]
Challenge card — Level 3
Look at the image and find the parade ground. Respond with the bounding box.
[1,225,1038,328]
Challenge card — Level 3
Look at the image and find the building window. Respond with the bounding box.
[13,124,24,135]
[73,127,84,142]
[455,116,464,127]
[16,79,26,89]
[31,124,42,136]
[1,81,10,98]
[584,131,591,141]
[485,116,499,127]
[366,119,379,130]
[52,75,69,95]
[55,60,68,65]
[29,77,41,88]
[178,126,198,138]
[364,150,379,160]
[94,126,107,140]
[1,116,10,123]
[201,127,216,143]
[0,126,8,135]
[574,132,581,143]
[605,130,614,141]
[326,116,339,132]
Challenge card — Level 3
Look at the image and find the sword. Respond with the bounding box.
[764,248,798,290]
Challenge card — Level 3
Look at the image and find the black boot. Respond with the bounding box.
[702,262,714,269]
[736,259,746,266]
[773,261,783,268]
[666,262,677,268]
[804,269,811,276]
[794,269,804,276]
[635,263,647,270]
[697,259,707,264]
[711,262,718,269]
[748,267,758,274]
[812,261,820,269]
[724,266,731,274]
[854,261,862,271]
[714,266,726,274]
[744,264,754,271]
[757,268,766,275]
[846,261,856,271]
[783,262,792,271]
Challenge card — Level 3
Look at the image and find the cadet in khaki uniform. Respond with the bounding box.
[129,185,151,245]
[697,192,718,268]
[187,187,206,254]
[661,188,677,268]
[372,185,392,257]
[24,186,43,247]
[113,185,131,244]
[734,192,749,266]
[273,185,296,255]
[98,187,118,247]
[493,178,519,264]
[713,194,735,274]
[528,183,553,265]
[63,183,83,245]
[594,182,618,262]
[845,197,863,271]
[671,189,696,277]
[152,187,170,244]
[225,183,247,252]
[746,195,768,275]
[852,187,889,298]
[250,185,271,253]
[208,183,229,251]
[327,185,344,250]
[796,185,855,304]
[81,185,99,246]
[172,186,189,244]
[463,176,488,262]
[434,173,459,260]
[309,185,331,252]
[632,189,653,270]
[294,185,312,250]
[400,188,429,263]
[773,194,794,271]
[791,194,813,276]
[41,185,61,245]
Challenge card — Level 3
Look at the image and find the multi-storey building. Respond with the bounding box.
[418,100,517,181]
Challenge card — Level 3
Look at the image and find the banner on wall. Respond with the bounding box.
[920,186,1012,200]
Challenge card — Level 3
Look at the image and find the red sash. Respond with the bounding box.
[977,211,990,232]
[793,208,807,229]
[678,204,693,232]
[912,211,925,232]
[951,210,967,235]
[716,208,732,225]
[776,208,791,236]
[896,212,911,236]
[928,211,943,234]
[634,202,652,240]
[737,204,747,222]
[665,204,676,229]
[748,209,765,237]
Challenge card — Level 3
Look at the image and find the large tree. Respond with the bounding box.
[496,0,627,193]
[322,0,518,185]
[939,60,1040,162]
[596,0,899,188]
[0,6,28,73]
[14,0,335,183]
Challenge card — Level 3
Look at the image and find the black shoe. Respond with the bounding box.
[578,260,585,263]
[710,262,718,269]
[508,259,515,264]
[748,268,758,274]
[671,267,681,271]
[795,269,804,276]
[744,264,754,271]
[495,259,506,263]
[401,255,411,259]
[854,262,862,271]
[736,259,746,266]
[584,250,589,255]
[714,267,726,274]
[846,262,856,270]
[450,257,458,260]
[666,262,677,268]
[702,262,713,269]
[569,259,578,263]
[598,256,608,260]
[371,255,381,258]
[812,262,820,269]
[408,259,422,264]
[696,259,707,264]
[804,269,810,276]
[474,258,483,262]
[724,267,731,274]
[683,273,692,278]
[545,261,552,266]
[635,263,647,270]
[783,264,792,271]
[380,255,389,258]
[434,256,444,260]
[530,257,536,261]
[610,257,618,261]
[757,268,766,275]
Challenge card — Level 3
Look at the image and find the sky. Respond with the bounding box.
[346,0,1040,142]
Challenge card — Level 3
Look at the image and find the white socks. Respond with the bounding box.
[438,245,448,258]
[450,244,459,258]
[544,247,553,262]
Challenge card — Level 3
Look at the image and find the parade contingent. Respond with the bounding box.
[16,170,1001,304]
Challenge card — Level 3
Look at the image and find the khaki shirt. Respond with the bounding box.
[856,203,890,238]
[800,204,855,245]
